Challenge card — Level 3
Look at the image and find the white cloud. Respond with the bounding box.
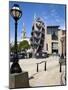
[50,9,56,13]
[43,16,48,20]
[38,8,65,30]
[55,18,61,23]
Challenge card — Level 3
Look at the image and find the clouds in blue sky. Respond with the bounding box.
[9,2,66,43]
[42,6,65,29]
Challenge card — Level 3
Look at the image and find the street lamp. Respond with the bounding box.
[10,4,22,73]
[60,37,64,59]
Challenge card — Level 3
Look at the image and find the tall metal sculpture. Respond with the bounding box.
[30,17,45,57]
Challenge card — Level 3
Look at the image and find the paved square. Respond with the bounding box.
[18,56,66,87]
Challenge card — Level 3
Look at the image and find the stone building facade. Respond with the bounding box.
[30,17,66,57]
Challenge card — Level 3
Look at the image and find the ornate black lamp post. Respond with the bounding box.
[60,37,64,59]
[10,4,22,73]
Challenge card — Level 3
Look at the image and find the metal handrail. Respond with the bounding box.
[36,61,46,72]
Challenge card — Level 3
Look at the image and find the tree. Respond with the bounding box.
[10,45,15,53]
[19,40,30,51]
[10,44,19,53]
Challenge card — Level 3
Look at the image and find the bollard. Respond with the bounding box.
[60,63,62,72]
[37,63,39,72]
[44,61,46,71]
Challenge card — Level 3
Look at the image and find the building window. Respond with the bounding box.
[52,42,58,54]
[47,27,58,40]
[52,42,58,49]
[52,32,58,40]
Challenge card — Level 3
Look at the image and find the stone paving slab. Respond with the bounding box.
[18,56,66,87]
[10,56,66,87]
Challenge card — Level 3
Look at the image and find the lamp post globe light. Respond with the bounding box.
[60,37,64,59]
[10,4,22,73]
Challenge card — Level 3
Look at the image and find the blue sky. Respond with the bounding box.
[9,1,66,43]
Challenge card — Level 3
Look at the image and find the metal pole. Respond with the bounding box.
[60,63,62,72]
[14,20,18,63]
[61,40,64,59]
[62,41,64,58]
[37,63,39,72]
[10,19,22,74]
[44,61,46,71]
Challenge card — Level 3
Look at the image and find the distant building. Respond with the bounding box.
[21,23,30,44]
[10,23,30,49]
[44,25,66,56]
[30,17,66,57]
[60,30,66,57]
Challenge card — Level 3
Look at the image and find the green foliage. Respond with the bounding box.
[19,40,30,51]
[10,44,19,52]
[10,45,15,53]
[10,40,30,52]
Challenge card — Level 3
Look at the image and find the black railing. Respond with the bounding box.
[36,61,47,72]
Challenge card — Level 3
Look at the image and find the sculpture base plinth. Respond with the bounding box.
[9,72,29,89]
